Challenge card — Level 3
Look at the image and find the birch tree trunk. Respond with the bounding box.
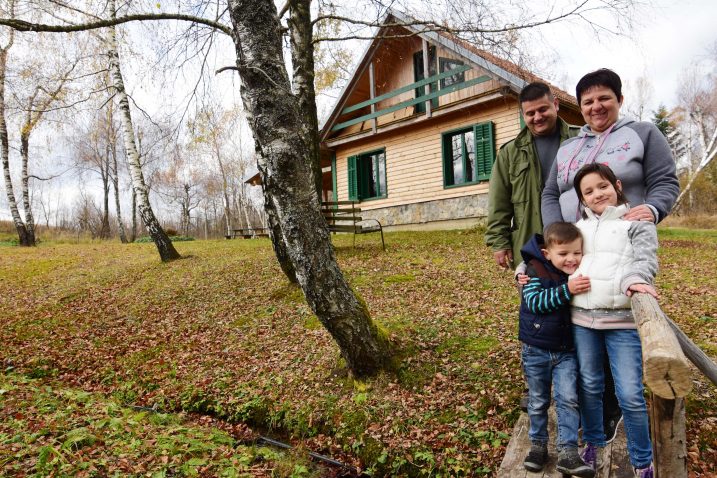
[0,21,31,246]
[227,0,392,377]
[99,149,111,239]
[131,187,137,242]
[289,0,322,198]
[107,111,127,244]
[19,134,36,245]
[106,3,179,261]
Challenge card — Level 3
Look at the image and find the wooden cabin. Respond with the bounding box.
[320,10,584,230]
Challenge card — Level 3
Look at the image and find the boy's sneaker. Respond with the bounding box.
[633,463,654,478]
[556,447,595,478]
[580,443,601,471]
[604,407,623,444]
[523,441,548,472]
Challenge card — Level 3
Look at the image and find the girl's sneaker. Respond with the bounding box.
[580,443,599,470]
[633,463,654,478]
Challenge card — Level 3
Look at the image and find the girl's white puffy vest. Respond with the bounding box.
[571,204,633,310]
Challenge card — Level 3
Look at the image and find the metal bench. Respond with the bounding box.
[321,200,385,250]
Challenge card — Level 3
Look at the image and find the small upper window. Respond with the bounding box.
[439,58,465,88]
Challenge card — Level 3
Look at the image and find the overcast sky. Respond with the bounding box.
[538,0,716,113]
[3,0,716,224]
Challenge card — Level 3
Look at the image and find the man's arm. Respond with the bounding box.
[485,148,514,258]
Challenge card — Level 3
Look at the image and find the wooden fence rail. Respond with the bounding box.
[631,292,717,478]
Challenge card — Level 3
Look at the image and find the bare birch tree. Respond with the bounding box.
[0,0,31,245]
[673,73,717,212]
[0,0,640,376]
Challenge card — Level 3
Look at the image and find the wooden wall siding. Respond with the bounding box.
[332,33,505,137]
[334,100,520,211]
[373,33,421,116]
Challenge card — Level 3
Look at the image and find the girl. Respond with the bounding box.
[571,163,657,478]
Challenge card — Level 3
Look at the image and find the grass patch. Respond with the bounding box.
[1,231,716,475]
[0,372,320,477]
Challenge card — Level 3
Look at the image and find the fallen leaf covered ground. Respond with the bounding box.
[1,228,715,477]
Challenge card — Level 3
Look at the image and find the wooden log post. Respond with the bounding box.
[631,293,692,399]
[632,293,691,478]
[649,397,688,478]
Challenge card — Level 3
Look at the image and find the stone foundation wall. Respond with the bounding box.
[361,194,488,230]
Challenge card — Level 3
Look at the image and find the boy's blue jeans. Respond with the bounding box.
[521,343,580,449]
[573,325,653,468]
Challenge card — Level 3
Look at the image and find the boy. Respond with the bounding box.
[519,222,594,477]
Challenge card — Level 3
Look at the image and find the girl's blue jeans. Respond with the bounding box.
[573,325,653,468]
[521,343,580,449]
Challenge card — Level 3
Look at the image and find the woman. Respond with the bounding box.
[540,68,679,478]
[541,68,679,227]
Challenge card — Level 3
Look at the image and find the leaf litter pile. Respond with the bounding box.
[1,229,715,477]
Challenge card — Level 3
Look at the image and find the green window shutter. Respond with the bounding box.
[474,121,495,180]
[347,155,358,201]
[441,134,452,186]
[519,109,526,130]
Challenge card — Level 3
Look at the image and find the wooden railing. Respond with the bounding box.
[331,69,491,131]
[632,293,717,477]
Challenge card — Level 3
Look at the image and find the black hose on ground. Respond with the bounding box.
[257,436,361,475]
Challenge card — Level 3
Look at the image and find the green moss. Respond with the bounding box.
[436,336,499,359]
[302,315,322,330]
[383,274,415,284]
[269,283,305,303]
[230,314,254,328]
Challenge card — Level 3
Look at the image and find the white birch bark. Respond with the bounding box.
[0,3,30,246]
[673,117,717,212]
[227,0,392,376]
[106,1,179,260]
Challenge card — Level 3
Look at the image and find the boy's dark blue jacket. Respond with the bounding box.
[519,234,574,351]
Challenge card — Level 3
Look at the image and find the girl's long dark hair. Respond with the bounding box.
[573,163,629,216]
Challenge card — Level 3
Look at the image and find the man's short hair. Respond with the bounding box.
[544,222,582,248]
[519,82,554,105]
[576,68,622,105]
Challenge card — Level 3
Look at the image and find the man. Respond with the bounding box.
[485,82,623,445]
[485,82,579,270]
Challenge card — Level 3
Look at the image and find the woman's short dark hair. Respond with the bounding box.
[519,82,554,104]
[576,69,622,105]
[573,163,629,214]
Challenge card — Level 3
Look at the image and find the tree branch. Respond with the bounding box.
[216,65,239,74]
[0,13,234,38]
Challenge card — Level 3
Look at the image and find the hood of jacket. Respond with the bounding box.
[583,203,630,221]
[519,233,560,270]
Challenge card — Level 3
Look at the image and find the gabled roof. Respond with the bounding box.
[320,9,577,141]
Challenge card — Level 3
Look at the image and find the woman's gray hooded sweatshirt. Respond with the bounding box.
[542,117,680,227]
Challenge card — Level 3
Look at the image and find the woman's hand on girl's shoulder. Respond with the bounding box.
[623,204,656,223]
[626,283,659,298]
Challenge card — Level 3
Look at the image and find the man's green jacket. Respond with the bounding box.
[485,118,579,268]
